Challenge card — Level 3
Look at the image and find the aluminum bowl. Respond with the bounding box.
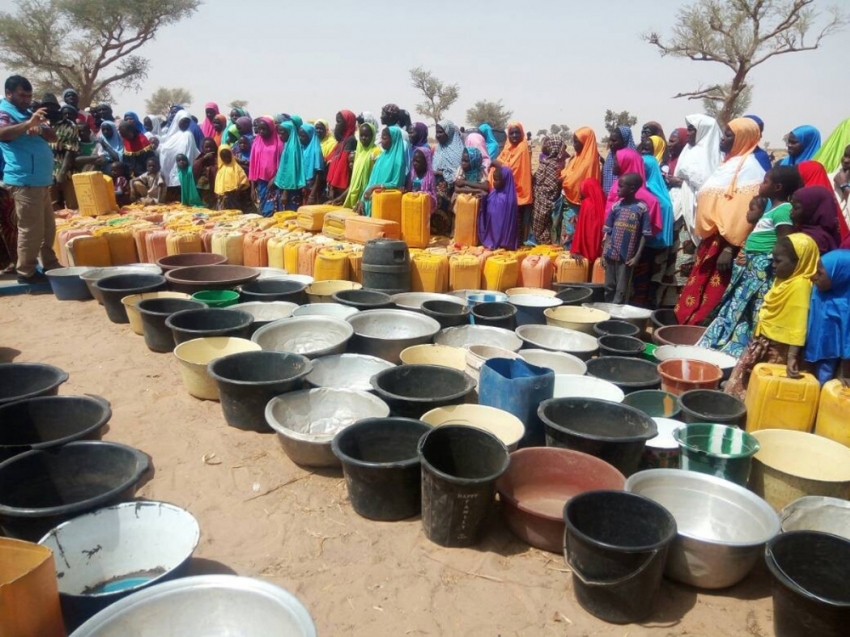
[270,273,313,285]
[292,303,359,320]
[265,388,390,467]
[306,354,395,391]
[515,324,599,360]
[780,496,850,540]
[434,325,522,352]
[391,292,467,312]
[81,265,163,304]
[346,309,441,363]
[67,575,316,637]
[233,301,298,336]
[553,374,625,403]
[251,316,353,359]
[583,302,652,332]
[519,349,587,375]
[625,468,780,589]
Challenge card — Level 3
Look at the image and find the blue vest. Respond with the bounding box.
[0,99,55,187]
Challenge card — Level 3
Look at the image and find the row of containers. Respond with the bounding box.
[3,258,850,635]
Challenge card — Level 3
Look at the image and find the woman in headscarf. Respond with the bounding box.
[158,110,200,199]
[479,166,519,250]
[641,121,665,143]
[211,114,228,146]
[229,107,251,125]
[144,115,163,139]
[342,123,382,209]
[354,126,407,216]
[661,115,723,306]
[569,179,607,264]
[326,110,358,204]
[675,117,766,325]
[407,146,437,209]
[193,137,219,208]
[273,120,306,211]
[117,120,155,179]
[665,127,689,175]
[531,135,566,245]
[97,121,124,167]
[357,111,380,133]
[602,126,636,196]
[744,115,773,171]
[815,118,850,172]
[215,145,250,211]
[299,122,325,204]
[648,136,666,165]
[778,125,822,166]
[249,116,283,216]
[176,153,204,207]
[430,119,465,234]
[798,160,849,240]
[494,122,533,241]
[791,186,841,255]
[725,234,820,399]
[315,119,337,160]
[477,123,501,160]
[804,249,850,384]
[452,147,490,195]
[604,149,662,234]
[463,131,491,172]
[410,122,430,149]
[201,102,220,139]
[561,127,602,249]
[123,112,146,135]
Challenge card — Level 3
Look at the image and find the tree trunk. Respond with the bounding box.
[718,68,748,128]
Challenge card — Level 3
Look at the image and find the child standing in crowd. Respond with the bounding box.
[193,137,218,208]
[131,156,166,205]
[233,136,251,175]
[805,249,850,384]
[601,172,653,304]
[407,147,437,209]
[215,146,250,212]
[109,162,129,206]
[176,153,204,207]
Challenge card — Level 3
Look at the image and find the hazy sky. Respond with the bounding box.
[0,0,847,147]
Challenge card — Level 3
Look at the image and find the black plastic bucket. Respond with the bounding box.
[0,363,69,406]
[650,308,679,330]
[370,365,476,419]
[471,301,517,330]
[598,335,645,358]
[207,351,312,432]
[679,389,747,427]
[165,308,254,345]
[564,490,677,624]
[237,279,307,305]
[593,319,640,338]
[421,300,470,329]
[561,282,605,303]
[419,425,510,547]
[332,288,395,311]
[138,298,207,353]
[332,417,432,521]
[93,274,167,324]
[766,531,850,637]
[554,286,593,307]
[586,356,661,394]
[538,397,657,476]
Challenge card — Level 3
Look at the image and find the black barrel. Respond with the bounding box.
[361,239,411,294]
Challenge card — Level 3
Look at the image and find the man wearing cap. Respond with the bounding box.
[0,75,61,284]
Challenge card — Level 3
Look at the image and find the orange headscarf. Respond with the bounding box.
[724,117,761,195]
[494,121,533,205]
[561,126,601,205]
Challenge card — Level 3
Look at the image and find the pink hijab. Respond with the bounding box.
[408,146,437,208]
[201,102,219,139]
[464,132,492,171]
[248,117,284,182]
[605,148,662,234]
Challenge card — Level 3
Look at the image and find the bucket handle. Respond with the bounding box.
[765,545,839,607]
[564,529,660,588]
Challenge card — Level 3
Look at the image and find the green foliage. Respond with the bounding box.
[466,100,512,131]
[410,67,460,128]
[145,87,192,117]
[604,110,638,135]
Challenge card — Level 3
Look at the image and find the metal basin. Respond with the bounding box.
[519,349,587,376]
[434,325,522,352]
[265,388,390,467]
[391,292,466,312]
[252,316,354,359]
[583,303,652,332]
[346,309,440,363]
[306,354,395,391]
[515,325,599,360]
[80,265,162,304]
[780,496,850,540]
[67,575,316,637]
[626,468,780,589]
[291,303,360,320]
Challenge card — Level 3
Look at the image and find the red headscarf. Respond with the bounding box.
[326,110,357,190]
[570,178,606,262]
[798,160,849,239]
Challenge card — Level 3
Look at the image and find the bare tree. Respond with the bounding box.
[466,100,513,131]
[145,87,192,118]
[409,67,459,128]
[228,100,249,110]
[604,110,638,135]
[702,83,753,120]
[645,0,847,126]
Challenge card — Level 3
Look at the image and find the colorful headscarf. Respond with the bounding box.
[411,122,429,148]
[326,109,357,190]
[570,178,607,262]
[642,121,666,140]
[643,155,675,247]
[779,125,822,166]
[230,107,250,122]
[744,115,773,171]
[792,186,841,254]
[481,166,519,250]
[798,160,849,239]
[666,127,689,174]
[157,110,197,187]
[215,146,249,196]
[248,116,283,182]
[408,146,437,207]
[176,153,204,207]
[805,249,850,364]
[605,148,662,235]
[462,147,484,182]
[433,119,465,183]
[274,121,306,190]
[495,122,533,206]
[602,126,635,195]
[650,135,667,164]
[561,126,601,205]
[814,118,850,172]
[201,102,219,138]
[343,123,379,209]
[300,122,325,182]
[99,122,124,158]
[213,114,228,146]
[316,119,337,159]
[477,123,500,159]
[123,111,146,135]
[463,132,491,171]
[363,126,407,213]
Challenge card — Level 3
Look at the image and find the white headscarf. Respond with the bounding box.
[146,115,163,138]
[158,110,199,187]
[673,114,723,239]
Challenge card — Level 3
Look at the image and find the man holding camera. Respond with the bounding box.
[0,75,61,285]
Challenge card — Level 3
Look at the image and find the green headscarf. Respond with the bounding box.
[273,121,306,190]
[177,154,204,207]
[814,117,850,173]
[362,126,406,216]
[343,123,377,208]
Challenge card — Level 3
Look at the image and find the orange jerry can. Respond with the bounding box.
[401,192,431,249]
[591,257,605,284]
[815,380,850,447]
[554,253,591,284]
[344,216,401,244]
[323,210,358,240]
[243,232,270,268]
[314,248,350,282]
[297,242,320,276]
[372,189,403,226]
[483,254,519,292]
[144,230,170,264]
[67,235,111,267]
[449,254,482,291]
[521,255,554,289]
[745,363,821,434]
[453,194,479,246]
[297,205,342,232]
[166,232,202,257]
[348,250,363,284]
[411,252,449,293]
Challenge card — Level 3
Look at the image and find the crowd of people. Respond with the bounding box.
[1,73,850,392]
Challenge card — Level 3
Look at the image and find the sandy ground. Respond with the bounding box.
[1,293,777,637]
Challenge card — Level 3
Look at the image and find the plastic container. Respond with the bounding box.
[674,423,760,486]
[653,345,737,381]
[780,496,850,539]
[552,374,625,403]
[622,390,681,419]
[585,356,661,395]
[156,252,227,272]
[238,279,307,305]
[745,363,821,434]
[453,194,479,246]
[470,301,517,330]
[815,380,850,448]
[399,344,467,371]
[401,192,431,248]
[650,308,678,330]
[598,335,645,358]
[137,298,207,353]
[361,239,410,294]
[679,389,747,427]
[418,425,510,547]
[514,324,600,361]
[544,306,609,334]
[306,279,360,304]
[652,325,707,346]
[208,351,312,432]
[483,254,519,292]
[345,215,401,243]
[538,397,657,476]
[554,286,594,307]
[0,363,69,407]
[297,242,319,276]
[0,537,66,637]
[520,255,554,289]
[313,249,349,282]
[420,299,469,329]
[508,294,563,326]
[94,273,167,324]
[590,257,605,283]
[411,252,448,293]
[370,364,475,419]
[164,265,259,294]
[95,228,139,266]
[332,417,432,521]
[165,231,202,258]
[166,308,253,346]
[296,204,341,232]
[448,255,481,291]
[190,290,239,308]
[420,404,524,452]
[765,531,850,637]
[657,358,723,396]
[563,490,677,624]
[322,209,358,240]
[371,189,403,225]
[593,319,640,338]
[554,253,589,284]
[211,231,244,266]
[46,267,94,301]
[173,337,261,401]
[506,286,557,298]
[72,171,117,217]
[463,344,521,384]
[242,232,270,268]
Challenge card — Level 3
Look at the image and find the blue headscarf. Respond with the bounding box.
[745,114,773,171]
[123,111,146,135]
[642,155,674,248]
[804,249,850,366]
[463,146,483,182]
[273,121,305,190]
[602,126,635,195]
[363,126,406,216]
[300,123,325,182]
[779,125,822,166]
[99,121,124,157]
[187,119,204,152]
[478,123,500,159]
